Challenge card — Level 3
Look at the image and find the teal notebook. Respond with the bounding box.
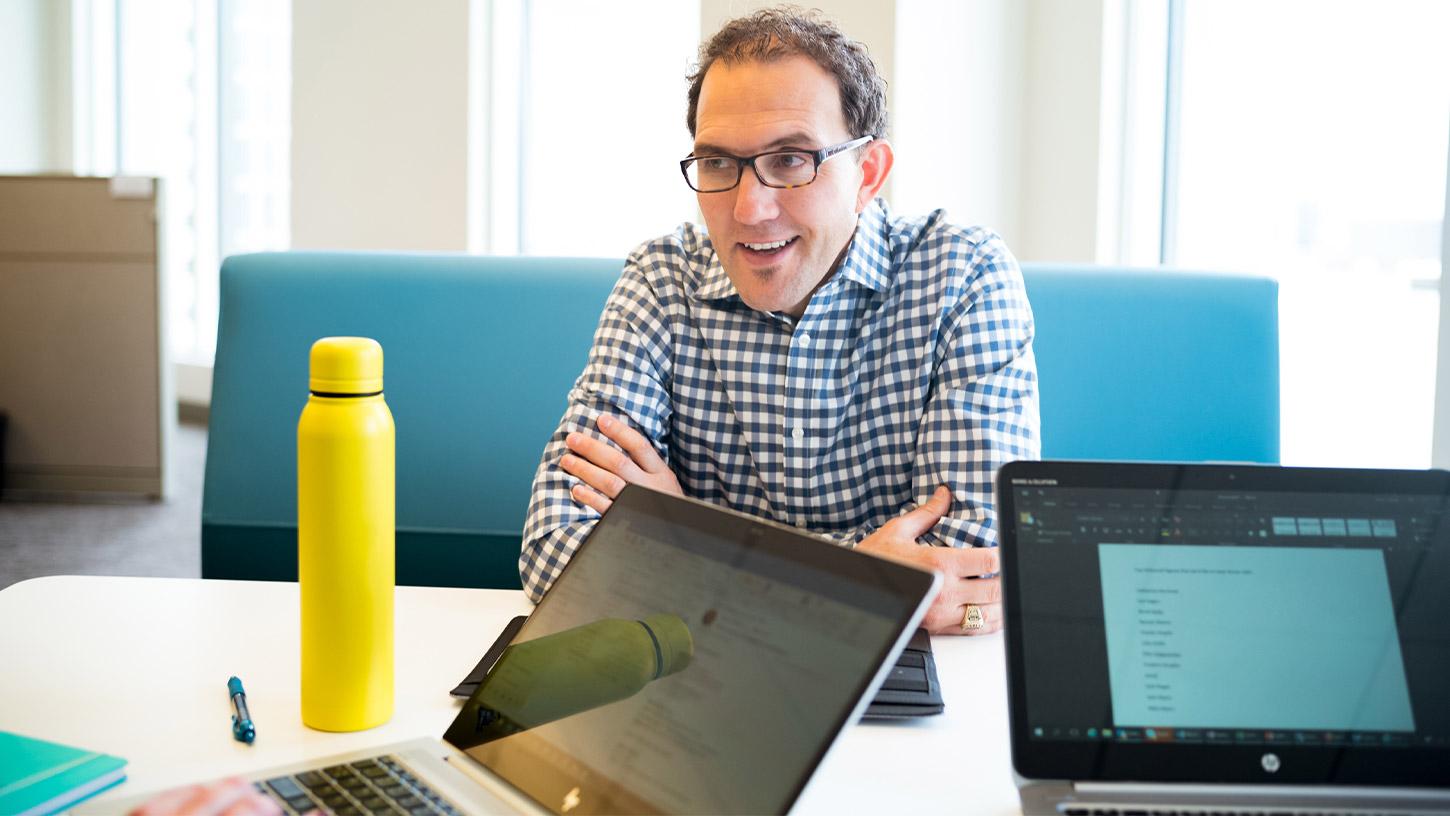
[0,732,126,816]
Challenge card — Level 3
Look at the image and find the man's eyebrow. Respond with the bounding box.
[692,133,817,156]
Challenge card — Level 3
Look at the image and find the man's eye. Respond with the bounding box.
[700,157,735,171]
[767,153,809,170]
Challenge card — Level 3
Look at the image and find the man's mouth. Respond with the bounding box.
[740,237,798,257]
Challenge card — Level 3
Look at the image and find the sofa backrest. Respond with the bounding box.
[203,254,1279,589]
[1024,264,1279,463]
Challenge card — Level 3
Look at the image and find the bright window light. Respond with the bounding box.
[510,0,699,257]
[1170,0,1449,467]
[73,0,290,366]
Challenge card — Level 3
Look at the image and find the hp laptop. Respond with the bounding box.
[997,461,1450,815]
[97,485,938,815]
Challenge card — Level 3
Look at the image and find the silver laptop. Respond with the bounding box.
[97,485,938,815]
[997,461,1450,815]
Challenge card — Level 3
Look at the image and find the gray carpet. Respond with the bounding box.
[0,422,206,591]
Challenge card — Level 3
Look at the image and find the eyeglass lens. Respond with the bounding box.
[688,151,816,192]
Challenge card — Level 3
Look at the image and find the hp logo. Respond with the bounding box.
[1261,753,1281,773]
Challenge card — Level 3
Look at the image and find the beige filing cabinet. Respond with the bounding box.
[0,175,171,499]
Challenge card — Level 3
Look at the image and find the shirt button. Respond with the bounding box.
[797,332,811,347]
[791,427,805,441]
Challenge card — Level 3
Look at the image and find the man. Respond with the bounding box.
[521,7,1039,635]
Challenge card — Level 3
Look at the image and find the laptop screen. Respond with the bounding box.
[443,486,936,815]
[998,462,1450,787]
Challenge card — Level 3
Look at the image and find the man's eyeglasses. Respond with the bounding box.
[680,136,873,193]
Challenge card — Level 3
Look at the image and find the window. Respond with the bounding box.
[487,0,699,257]
[71,0,290,365]
[1117,0,1449,467]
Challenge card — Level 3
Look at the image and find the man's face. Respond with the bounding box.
[692,56,877,317]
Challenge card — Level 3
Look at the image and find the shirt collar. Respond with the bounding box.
[692,198,894,303]
[831,198,893,294]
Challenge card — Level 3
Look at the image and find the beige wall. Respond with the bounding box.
[894,0,1026,247]
[290,0,471,251]
[1018,0,1105,262]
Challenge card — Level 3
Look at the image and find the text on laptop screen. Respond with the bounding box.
[1012,484,1450,750]
[443,494,916,815]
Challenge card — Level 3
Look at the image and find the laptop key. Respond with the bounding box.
[297,770,329,788]
[896,651,926,668]
[285,794,316,812]
[881,665,929,692]
[267,777,308,800]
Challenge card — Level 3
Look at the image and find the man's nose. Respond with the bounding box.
[732,168,779,225]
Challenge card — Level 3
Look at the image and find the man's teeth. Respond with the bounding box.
[744,239,791,251]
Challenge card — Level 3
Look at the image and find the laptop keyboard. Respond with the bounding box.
[256,755,462,815]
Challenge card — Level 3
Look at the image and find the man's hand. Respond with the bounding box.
[128,777,285,816]
[560,414,684,514]
[855,485,1003,636]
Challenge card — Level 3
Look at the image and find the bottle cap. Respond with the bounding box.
[309,337,384,394]
[641,613,694,677]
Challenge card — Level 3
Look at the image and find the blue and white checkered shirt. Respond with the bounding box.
[519,199,1040,601]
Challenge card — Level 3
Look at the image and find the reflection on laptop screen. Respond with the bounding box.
[444,493,915,815]
[1013,483,1450,750]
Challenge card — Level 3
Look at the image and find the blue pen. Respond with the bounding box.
[228,676,256,744]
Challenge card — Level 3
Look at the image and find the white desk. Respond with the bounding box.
[0,575,1021,814]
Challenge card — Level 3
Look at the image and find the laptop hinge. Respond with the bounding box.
[1076,781,1448,803]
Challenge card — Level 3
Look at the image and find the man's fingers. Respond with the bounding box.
[597,415,666,473]
[128,779,275,816]
[560,453,627,499]
[216,789,283,816]
[570,482,613,515]
[939,574,1003,607]
[566,429,647,484]
[938,544,1000,579]
[219,793,284,816]
[888,485,953,540]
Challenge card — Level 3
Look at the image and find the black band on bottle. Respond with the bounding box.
[638,620,665,680]
[309,390,384,398]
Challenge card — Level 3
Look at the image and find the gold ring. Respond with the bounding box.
[961,604,985,632]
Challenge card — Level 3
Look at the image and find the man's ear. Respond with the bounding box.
[855,139,894,212]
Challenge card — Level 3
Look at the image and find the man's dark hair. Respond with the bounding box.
[686,6,888,142]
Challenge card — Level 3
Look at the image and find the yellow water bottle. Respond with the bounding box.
[298,336,395,731]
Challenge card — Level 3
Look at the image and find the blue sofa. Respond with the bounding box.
[202,253,1278,589]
